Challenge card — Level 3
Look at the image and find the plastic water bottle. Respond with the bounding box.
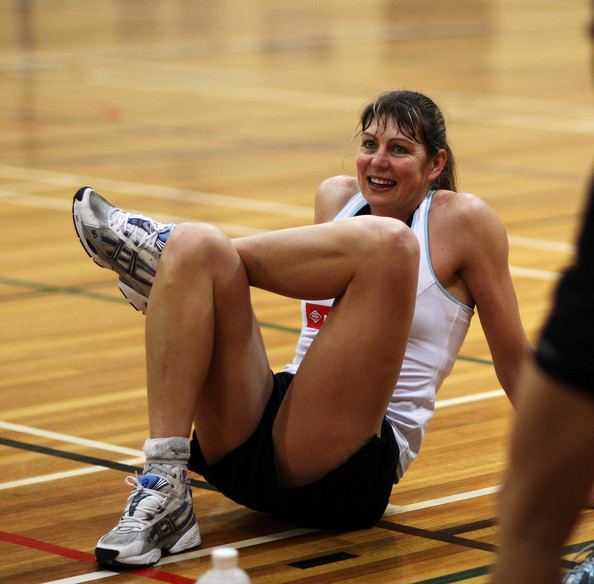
[196,547,250,583]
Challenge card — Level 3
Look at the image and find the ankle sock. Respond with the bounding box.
[143,436,190,470]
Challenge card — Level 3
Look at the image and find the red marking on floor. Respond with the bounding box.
[0,530,196,584]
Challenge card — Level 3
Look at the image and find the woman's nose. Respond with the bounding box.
[371,148,389,168]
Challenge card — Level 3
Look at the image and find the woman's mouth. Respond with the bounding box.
[368,176,396,188]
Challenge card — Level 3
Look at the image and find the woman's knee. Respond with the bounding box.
[353,216,419,279]
[160,222,236,275]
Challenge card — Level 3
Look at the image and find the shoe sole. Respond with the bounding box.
[72,187,148,314]
[118,281,148,314]
[94,547,161,569]
[95,523,201,568]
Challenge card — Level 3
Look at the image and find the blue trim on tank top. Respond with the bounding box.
[422,190,474,312]
[346,190,473,312]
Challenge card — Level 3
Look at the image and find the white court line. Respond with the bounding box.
[0,457,145,491]
[42,572,119,584]
[1,385,505,491]
[0,421,142,456]
[0,189,261,237]
[40,530,318,584]
[0,164,313,218]
[508,234,573,254]
[509,265,559,281]
[0,165,569,282]
[90,67,594,133]
[158,528,318,565]
[436,389,506,409]
[384,485,500,516]
[0,163,578,246]
[4,419,501,583]
[39,490,502,584]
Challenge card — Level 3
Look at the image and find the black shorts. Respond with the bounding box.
[534,176,594,397]
[189,371,400,529]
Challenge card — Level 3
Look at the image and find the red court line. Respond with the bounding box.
[0,530,196,584]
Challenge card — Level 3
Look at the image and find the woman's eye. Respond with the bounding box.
[392,144,406,154]
[362,140,375,149]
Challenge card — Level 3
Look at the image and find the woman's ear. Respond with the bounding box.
[429,149,447,182]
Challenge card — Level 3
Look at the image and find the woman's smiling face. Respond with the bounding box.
[356,117,444,220]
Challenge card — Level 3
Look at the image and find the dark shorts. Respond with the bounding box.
[534,177,594,397]
[189,371,400,529]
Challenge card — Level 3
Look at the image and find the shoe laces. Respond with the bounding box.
[143,462,187,481]
[116,475,171,532]
[109,208,166,251]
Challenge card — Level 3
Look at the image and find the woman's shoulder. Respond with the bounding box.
[315,175,359,223]
[431,189,502,230]
[432,189,488,212]
[430,189,509,256]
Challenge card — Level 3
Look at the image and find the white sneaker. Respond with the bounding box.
[72,187,175,313]
[95,467,201,568]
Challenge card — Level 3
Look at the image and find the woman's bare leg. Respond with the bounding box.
[235,215,419,486]
[145,222,272,462]
[145,215,418,475]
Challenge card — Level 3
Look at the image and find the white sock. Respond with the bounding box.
[143,436,191,469]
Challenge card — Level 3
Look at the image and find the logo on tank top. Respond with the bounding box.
[305,303,331,329]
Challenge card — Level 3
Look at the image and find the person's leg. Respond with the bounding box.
[234,214,419,488]
[148,214,418,478]
[74,190,275,567]
[74,189,417,475]
[95,220,280,568]
[76,188,419,560]
[490,361,594,584]
[145,222,273,463]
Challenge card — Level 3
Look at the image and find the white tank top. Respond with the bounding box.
[283,191,474,479]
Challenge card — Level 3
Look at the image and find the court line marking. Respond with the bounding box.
[508,234,573,254]
[0,420,142,456]
[0,163,577,253]
[509,265,560,282]
[0,188,262,237]
[0,186,563,281]
[0,385,505,491]
[0,458,145,491]
[436,388,506,409]
[0,165,573,282]
[43,571,118,583]
[385,485,500,516]
[0,530,195,584]
[87,64,594,133]
[0,423,505,583]
[0,164,312,217]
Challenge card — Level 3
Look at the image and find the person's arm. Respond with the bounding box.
[457,195,530,401]
[490,360,594,584]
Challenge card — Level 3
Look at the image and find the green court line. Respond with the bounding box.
[455,355,494,366]
[408,539,592,583]
[407,540,592,583]
[0,275,494,364]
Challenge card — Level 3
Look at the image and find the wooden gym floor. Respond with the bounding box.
[0,0,592,582]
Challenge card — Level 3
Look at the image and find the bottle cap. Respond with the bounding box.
[211,547,239,570]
